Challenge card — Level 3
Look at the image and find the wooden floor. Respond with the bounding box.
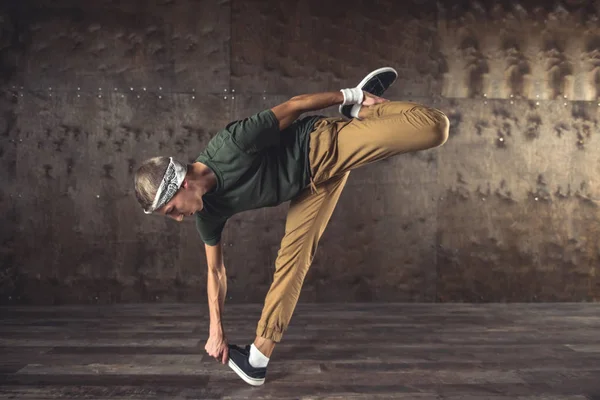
[0,303,599,399]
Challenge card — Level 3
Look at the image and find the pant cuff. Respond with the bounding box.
[256,323,284,342]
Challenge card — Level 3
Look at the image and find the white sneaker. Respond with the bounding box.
[339,67,398,119]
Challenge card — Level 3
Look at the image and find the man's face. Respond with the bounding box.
[157,180,203,222]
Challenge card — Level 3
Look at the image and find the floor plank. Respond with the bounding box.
[1,303,599,399]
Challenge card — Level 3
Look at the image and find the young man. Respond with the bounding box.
[134,68,449,386]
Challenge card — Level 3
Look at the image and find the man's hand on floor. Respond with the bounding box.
[205,333,229,364]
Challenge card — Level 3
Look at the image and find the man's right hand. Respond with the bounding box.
[205,333,229,364]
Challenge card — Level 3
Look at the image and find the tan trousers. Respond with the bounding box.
[256,101,450,342]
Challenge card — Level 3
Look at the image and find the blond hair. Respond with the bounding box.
[134,157,171,211]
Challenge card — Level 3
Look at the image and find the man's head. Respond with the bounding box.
[134,156,204,221]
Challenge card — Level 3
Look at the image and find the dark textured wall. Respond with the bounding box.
[1,0,599,305]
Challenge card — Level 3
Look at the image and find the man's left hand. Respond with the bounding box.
[362,92,389,106]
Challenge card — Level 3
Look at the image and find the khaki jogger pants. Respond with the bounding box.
[256,101,450,342]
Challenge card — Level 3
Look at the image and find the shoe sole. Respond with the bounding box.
[227,359,265,386]
[339,67,398,119]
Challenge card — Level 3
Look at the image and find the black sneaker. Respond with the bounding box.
[339,67,398,119]
[227,344,267,386]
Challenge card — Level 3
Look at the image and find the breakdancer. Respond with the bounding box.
[134,67,449,385]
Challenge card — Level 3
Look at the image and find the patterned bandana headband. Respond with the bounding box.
[144,157,187,214]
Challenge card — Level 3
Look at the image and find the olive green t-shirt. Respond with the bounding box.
[195,110,323,246]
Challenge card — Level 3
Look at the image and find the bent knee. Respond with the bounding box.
[430,110,450,148]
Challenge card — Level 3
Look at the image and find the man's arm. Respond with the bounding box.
[204,242,229,363]
[206,242,226,333]
[271,91,344,130]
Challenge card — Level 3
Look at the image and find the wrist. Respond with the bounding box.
[209,323,223,336]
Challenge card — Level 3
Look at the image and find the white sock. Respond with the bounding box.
[249,344,270,368]
[340,87,364,106]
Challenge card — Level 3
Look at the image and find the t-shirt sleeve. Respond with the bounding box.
[227,109,280,153]
[195,214,228,246]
